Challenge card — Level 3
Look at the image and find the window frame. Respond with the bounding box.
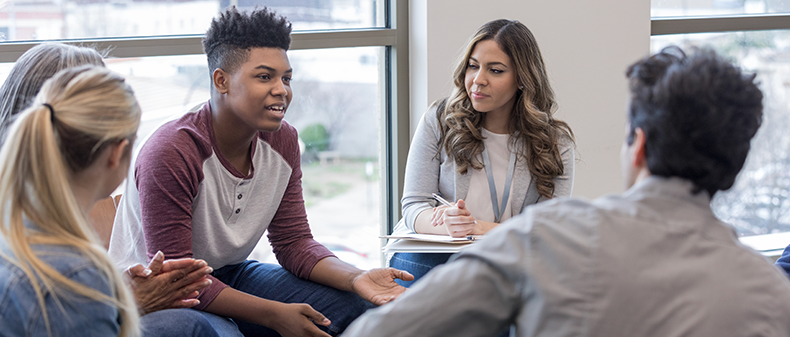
[651,10,790,258]
[652,13,790,35]
[0,0,410,257]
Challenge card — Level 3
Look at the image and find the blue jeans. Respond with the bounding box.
[389,252,453,287]
[212,260,376,336]
[141,309,242,337]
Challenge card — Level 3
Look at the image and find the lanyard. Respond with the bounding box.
[481,146,516,223]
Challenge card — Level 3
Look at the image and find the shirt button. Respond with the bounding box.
[237,194,243,200]
[235,208,241,214]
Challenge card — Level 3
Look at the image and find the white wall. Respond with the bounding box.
[409,0,650,199]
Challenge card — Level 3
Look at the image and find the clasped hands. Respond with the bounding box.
[124,251,214,315]
[430,199,481,238]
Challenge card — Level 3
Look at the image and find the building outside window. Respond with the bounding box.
[12,0,782,263]
[651,0,790,254]
[0,0,407,268]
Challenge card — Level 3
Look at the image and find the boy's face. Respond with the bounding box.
[224,47,293,132]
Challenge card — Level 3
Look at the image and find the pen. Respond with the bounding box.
[432,193,453,207]
[432,193,479,228]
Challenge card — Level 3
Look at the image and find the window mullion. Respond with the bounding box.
[0,29,397,62]
[652,13,790,35]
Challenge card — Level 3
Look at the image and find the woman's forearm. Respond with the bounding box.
[413,208,449,235]
[471,220,499,235]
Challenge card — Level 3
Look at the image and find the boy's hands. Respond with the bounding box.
[270,303,331,337]
[351,268,414,305]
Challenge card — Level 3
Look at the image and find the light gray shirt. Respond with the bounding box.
[392,106,575,235]
[345,177,790,337]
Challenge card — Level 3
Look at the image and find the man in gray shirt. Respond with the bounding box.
[343,47,790,336]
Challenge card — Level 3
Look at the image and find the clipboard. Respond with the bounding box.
[380,233,480,244]
[380,234,483,254]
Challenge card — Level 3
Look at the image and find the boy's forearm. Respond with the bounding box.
[203,287,283,328]
[308,256,363,293]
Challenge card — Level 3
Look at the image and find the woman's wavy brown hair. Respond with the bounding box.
[437,19,574,198]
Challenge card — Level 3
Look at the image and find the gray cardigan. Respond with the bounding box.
[392,105,575,235]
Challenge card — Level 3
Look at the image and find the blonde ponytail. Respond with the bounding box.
[0,66,140,337]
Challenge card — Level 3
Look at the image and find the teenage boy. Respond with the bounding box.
[109,7,412,337]
[342,47,790,336]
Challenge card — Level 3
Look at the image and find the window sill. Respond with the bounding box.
[739,232,790,261]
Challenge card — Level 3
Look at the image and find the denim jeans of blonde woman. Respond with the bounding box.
[0,240,243,337]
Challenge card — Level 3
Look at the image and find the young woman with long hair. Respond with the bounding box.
[0,43,105,145]
[390,19,575,287]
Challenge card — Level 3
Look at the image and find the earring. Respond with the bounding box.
[519,86,524,90]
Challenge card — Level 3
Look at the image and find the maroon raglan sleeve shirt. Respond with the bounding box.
[108,102,334,310]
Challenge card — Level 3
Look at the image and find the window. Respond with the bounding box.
[0,0,386,41]
[652,1,790,255]
[0,0,409,268]
[652,0,790,17]
[249,46,387,269]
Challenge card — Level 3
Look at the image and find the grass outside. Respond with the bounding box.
[250,158,383,269]
[301,158,379,207]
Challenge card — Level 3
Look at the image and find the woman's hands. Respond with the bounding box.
[125,251,214,315]
[430,199,478,237]
[351,268,414,305]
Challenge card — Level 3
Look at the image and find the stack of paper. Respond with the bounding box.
[380,234,483,253]
[381,233,476,244]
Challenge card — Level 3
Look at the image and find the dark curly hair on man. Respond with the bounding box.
[202,6,292,75]
[626,46,763,197]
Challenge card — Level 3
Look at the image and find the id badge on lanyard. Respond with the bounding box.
[481,147,516,223]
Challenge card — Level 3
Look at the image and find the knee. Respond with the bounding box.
[325,294,375,336]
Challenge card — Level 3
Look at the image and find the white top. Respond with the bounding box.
[465,128,514,223]
[391,105,575,237]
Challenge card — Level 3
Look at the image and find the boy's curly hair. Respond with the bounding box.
[626,46,763,197]
[202,6,292,74]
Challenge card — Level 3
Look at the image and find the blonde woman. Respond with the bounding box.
[0,54,241,336]
[391,19,575,287]
[0,43,244,337]
[0,66,141,336]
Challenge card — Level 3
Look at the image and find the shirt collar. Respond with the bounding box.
[622,176,739,241]
[624,176,712,208]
